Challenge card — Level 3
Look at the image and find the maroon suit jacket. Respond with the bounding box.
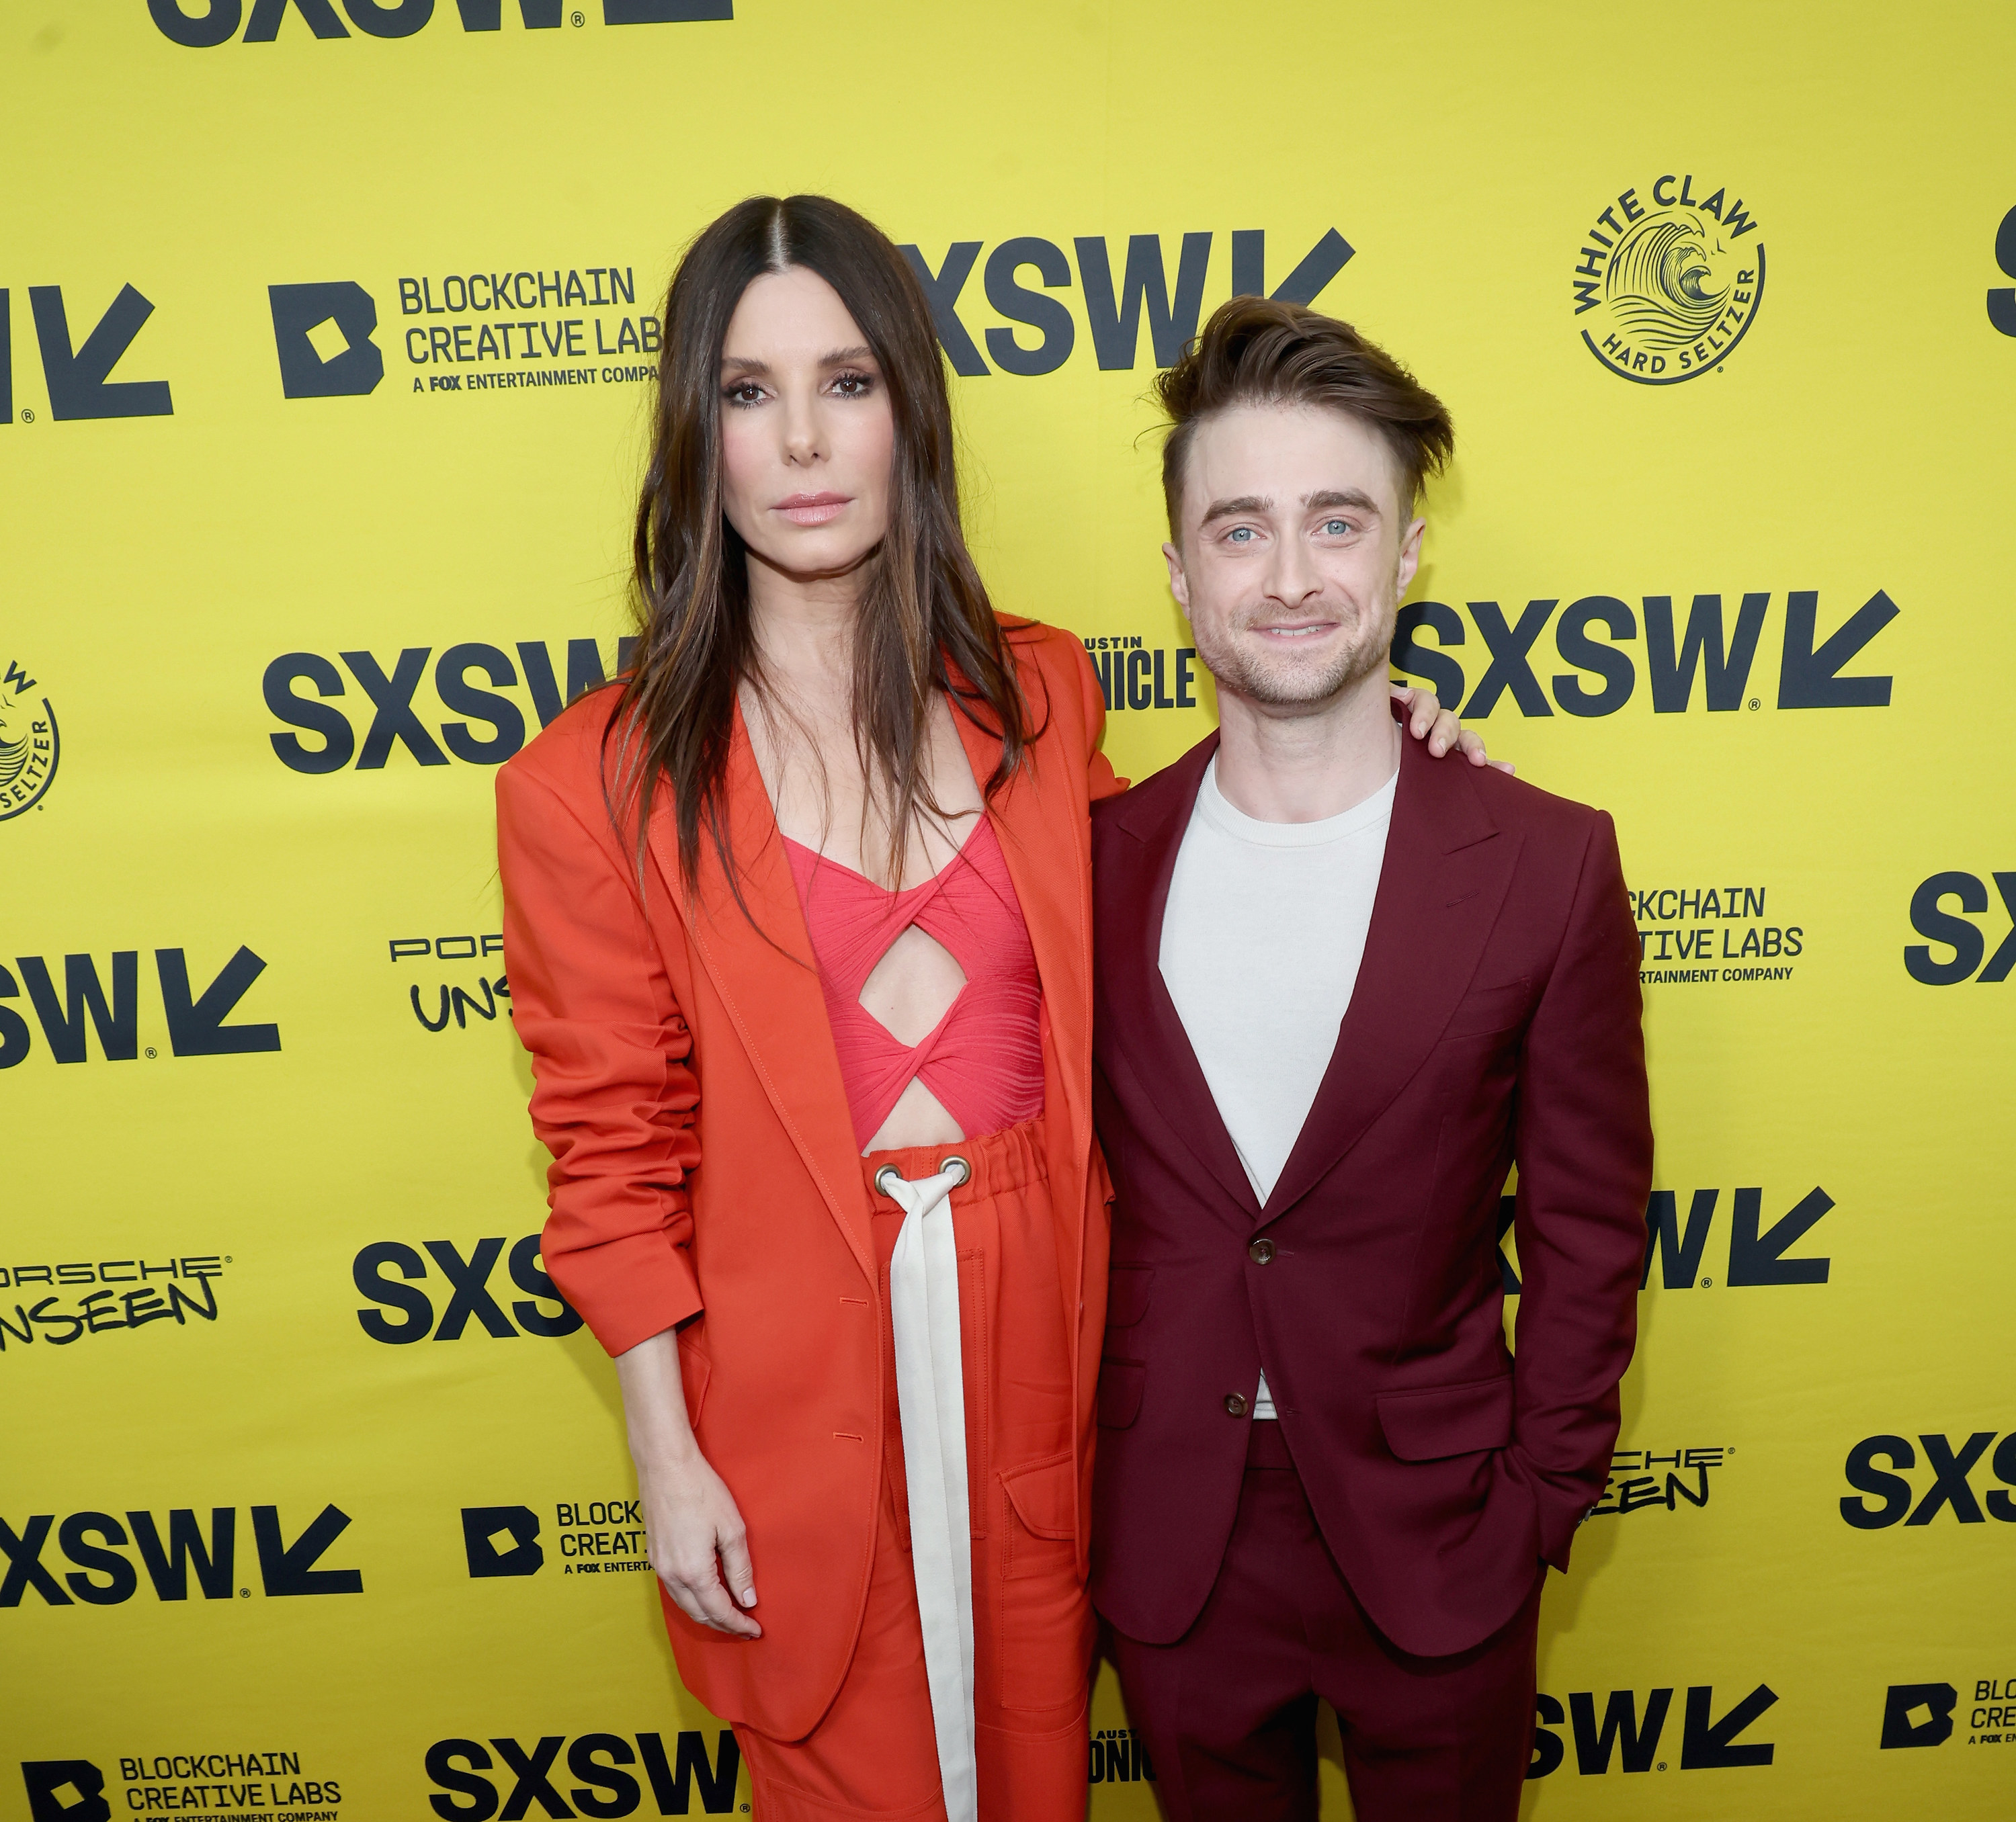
[1088,728,1652,1657]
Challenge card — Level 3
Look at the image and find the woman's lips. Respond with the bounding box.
[774,492,851,526]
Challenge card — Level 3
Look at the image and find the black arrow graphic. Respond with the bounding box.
[28,284,174,421]
[1726,1187,1831,1287]
[1681,1683,1777,1768]
[1777,589,1896,709]
[252,1504,362,1597]
[157,946,282,1057]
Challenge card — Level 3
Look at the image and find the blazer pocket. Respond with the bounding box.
[1097,1357,1145,1429]
[1105,1263,1154,1329]
[1376,1373,1513,1461]
[1441,979,1531,1040]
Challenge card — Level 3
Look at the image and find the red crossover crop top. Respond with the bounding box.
[785,816,1045,1150]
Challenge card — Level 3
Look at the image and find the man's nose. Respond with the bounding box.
[1262,534,1323,607]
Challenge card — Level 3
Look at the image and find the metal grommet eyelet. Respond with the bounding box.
[874,1165,902,1197]
[943,1155,972,1187]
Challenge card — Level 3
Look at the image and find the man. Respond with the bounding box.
[1089,297,1652,1821]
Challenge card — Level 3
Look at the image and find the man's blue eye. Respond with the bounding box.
[1322,519,1351,535]
[1228,527,1254,542]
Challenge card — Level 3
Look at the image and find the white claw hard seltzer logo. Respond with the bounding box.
[0,659,59,820]
[1572,175,1765,384]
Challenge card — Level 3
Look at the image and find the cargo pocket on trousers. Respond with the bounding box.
[996,1450,1087,1714]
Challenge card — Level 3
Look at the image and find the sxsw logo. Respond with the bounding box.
[353,1234,582,1342]
[264,636,633,772]
[1,1504,360,1606]
[149,1,731,48]
[0,948,280,1069]
[1839,1430,2016,1528]
[1,286,172,423]
[1498,1183,1833,1295]
[1527,1683,1778,1776]
[900,228,1353,376]
[1390,589,1895,717]
[1904,870,2015,984]
[425,1732,740,1817]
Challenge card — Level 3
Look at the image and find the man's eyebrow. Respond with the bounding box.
[1198,494,1271,526]
[1304,488,1380,514]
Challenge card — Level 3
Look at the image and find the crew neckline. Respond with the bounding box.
[1196,755,1397,849]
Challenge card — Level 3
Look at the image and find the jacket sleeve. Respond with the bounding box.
[1065,634,1129,801]
[1507,809,1652,1568]
[497,758,704,1357]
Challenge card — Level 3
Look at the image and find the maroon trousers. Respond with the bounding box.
[1107,1422,1541,1822]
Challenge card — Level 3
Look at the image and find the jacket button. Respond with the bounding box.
[1249,1238,1275,1264]
[1224,1392,1249,1417]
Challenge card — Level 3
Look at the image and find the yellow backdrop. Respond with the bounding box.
[5,3,2013,1819]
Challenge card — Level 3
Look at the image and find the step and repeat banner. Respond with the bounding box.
[3,3,2011,1819]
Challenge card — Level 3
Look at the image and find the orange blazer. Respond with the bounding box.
[496,619,1120,1739]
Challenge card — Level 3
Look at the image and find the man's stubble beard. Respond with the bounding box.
[1191,598,1399,710]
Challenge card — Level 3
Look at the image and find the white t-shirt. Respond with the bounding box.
[1158,756,1396,1417]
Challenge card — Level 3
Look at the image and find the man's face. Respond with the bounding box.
[1165,402,1424,712]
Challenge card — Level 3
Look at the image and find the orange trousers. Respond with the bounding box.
[734,1119,1094,1820]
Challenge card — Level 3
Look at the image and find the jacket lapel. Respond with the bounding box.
[650,705,876,1278]
[1262,734,1519,1224]
[1102,733,1263,1223]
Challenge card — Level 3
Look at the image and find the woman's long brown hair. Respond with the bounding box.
[607,194,1029,903]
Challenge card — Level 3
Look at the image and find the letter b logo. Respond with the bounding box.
[269,282,383,398]
[461,1504,544,1577]
[22,1761,111,1822]
[1880,1682,1956,1748]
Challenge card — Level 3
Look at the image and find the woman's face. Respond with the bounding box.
[717,265,895,585]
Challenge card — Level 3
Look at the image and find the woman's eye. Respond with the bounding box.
[724,382,765,408]
[832,371,875,398]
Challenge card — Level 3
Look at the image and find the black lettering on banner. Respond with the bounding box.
[1389,603,1465,711]
[1461,600,1556,718]
[1074,234,1210,370]
[157,946,283,1055]
[1241,227,1356,306]
[1777,589,1897,708]
[355,1242,434,1342]
[1906,1431,1995,1526]
[251,1502,364,1595]
[2,288,12,423]
[982,238,1075,378]
[1990,204,2016,336]
[637,1730,742,1815]
[27,285,173,420]
[1641,1189,1718,1289]
[428,1740,499,1821]
[1551,595,1636,717]
[898,243,989,378]
[1643,593,1767,711]
[342,646,450,767]
[128,1507,237,1599]
[1841,1434,1917,1528]
[1881,1681,1958,1748]
[15,952,138,1062]
[58,1512,138,1606]
[0,1514,71,1606]
[265,652,355,771]
[517,636,625,726]
[566,1735,639,1819]
[243,0,351,38]
[489,1735,569,1819]
[457,1,565,28]
[510,1234,584,1336]
[438,644,528,763]
[427,1237,517,1340]
[1903,871,2016,985]
[1724,1186,1831,1286]
[1681,1685,1777,1768]
[1570,1687,1670,1772]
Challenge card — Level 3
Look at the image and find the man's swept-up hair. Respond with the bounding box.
[1154,296,1454,536]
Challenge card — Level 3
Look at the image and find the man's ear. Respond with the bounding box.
[1163,539,1190,612]
[1394,515,1426,598]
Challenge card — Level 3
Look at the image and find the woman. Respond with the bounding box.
[497,194,1483,1822]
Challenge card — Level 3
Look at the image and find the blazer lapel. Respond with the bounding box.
[1262,734,1519,1224]
[1101,734,1263,1223]
[651,705,876,1278]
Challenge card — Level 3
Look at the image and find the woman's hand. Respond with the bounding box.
[615,1328,761,1639]
[1390,683,1513,773]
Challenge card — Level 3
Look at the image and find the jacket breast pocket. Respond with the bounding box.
[1375,1373,1513,1461]
[1441,979,1531,1041]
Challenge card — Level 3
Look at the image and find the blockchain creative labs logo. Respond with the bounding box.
[1880,1677,2016,1749]
[1571,175,1764,384]
[21,1749,343,1822]
[460,1498,651,1579]
[0,658,59,820]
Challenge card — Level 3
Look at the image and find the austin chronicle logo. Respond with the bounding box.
[0,659,58,820]
[1572,175,1764,384]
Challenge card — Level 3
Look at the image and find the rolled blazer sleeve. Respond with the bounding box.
[497,758,704,1357]
[1508,809,1653,1568]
